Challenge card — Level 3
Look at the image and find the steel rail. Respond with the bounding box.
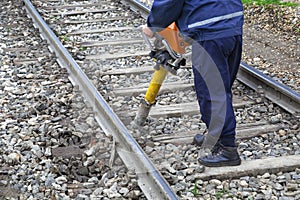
[23,0,178,199]
[238,62,300,117]
[124,0,150,19]
[129,0,300,117]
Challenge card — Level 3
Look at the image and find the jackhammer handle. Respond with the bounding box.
[137,25,154,50]
[137,25,167,50]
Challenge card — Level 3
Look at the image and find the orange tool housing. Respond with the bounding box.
[158,22,189,54]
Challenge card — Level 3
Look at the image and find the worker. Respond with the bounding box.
[142,0,244,167]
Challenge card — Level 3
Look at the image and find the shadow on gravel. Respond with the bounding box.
[0,175,19,199]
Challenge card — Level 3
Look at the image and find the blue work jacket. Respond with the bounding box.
[147,0,244,41]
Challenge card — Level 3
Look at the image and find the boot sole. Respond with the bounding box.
[198,158,241,167]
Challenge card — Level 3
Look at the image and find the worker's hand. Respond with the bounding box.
[142,25,154,38]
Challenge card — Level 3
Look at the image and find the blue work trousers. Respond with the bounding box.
[192,35,242,147]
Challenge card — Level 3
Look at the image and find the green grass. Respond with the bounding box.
[191,180,199,196]
[60,35,70,42]
[216,189,230,199]
[242,0,298,6]
[79,46,87,51]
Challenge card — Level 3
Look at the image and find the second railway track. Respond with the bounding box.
[1,0,299,199]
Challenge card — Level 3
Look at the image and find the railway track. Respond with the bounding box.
[1,0,299,199]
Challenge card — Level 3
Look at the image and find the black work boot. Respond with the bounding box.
[192,134,222,154]
[198,145,241,167]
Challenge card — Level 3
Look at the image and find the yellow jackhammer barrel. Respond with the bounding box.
[134,66,168,126]
[133,23,189,126]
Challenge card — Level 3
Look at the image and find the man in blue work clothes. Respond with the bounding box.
[143,0,243,167]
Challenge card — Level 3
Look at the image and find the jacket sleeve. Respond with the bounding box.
[147,0,184,32]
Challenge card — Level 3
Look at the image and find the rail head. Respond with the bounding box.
[238,62,300,117]
[124,0,150,19]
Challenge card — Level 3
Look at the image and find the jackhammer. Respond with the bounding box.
[134,23,189,126]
